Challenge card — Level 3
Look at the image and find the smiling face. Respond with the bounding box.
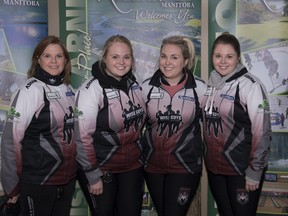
[38,44,66,76]
[159,44,188,85]
[103,41,133,80]
[212,43,240,76]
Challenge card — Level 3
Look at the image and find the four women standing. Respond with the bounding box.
[0,33,271,216]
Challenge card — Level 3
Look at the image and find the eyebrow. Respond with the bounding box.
[214,53,237,56]
[161,53,181,56]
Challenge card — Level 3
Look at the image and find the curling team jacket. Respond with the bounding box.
[1,67,77,197]
[75,62,146,185]
[141,69,207,174]
[202,66,271,182]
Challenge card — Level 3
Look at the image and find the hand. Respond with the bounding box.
[7,194,20,204]
[89,179,103,195]
[245,179,259,192]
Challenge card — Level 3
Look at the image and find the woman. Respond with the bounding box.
[202,33,271,216]
[141,35,206,216]
[1,36,77,216]
[75,35,146,216]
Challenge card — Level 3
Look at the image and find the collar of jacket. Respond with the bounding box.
[33,64,64,86]
[148,68,197,89]
[226,67,248,82]
[91,60,137,92]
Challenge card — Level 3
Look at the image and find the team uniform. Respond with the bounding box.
[202,64,271,216]
[1,66,77,216]
[141,69,206,216]
[75,61,146,216]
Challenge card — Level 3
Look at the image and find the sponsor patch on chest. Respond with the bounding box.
[106,90,119,99]
[46,92,61,99]
[150,92,163,99]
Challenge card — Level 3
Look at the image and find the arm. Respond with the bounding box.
[1,86,39,197]
[245,81,271,191]
[75,81,103,188]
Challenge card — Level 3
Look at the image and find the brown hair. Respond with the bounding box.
[211,32,241,59]
[27,35,71,84]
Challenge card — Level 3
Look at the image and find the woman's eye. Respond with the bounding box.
[43,54,50,58]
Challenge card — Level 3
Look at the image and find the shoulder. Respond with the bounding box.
[131,80,143,92]
[77,76,101,92]
[141,77,155,101]
[240,72,266,89]
[80,76,97,89]
[65,84,76,95]
[141,76,153,90]
[76,77,103,100]
[194,75,206,86]
[18,78,44,94]
[194,75,207,94]
[194,75,205,84]
[142,76,152,85]
[238,72,269,99]
[242,72,262,84]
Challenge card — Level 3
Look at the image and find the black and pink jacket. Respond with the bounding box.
[75,62,146,185]
[141,69,207,174]
[1,67,77,197]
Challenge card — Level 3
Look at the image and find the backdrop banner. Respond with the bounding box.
[208,0,288,215]
[59,0,202,88]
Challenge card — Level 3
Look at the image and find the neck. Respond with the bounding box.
[163,73,184,86]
